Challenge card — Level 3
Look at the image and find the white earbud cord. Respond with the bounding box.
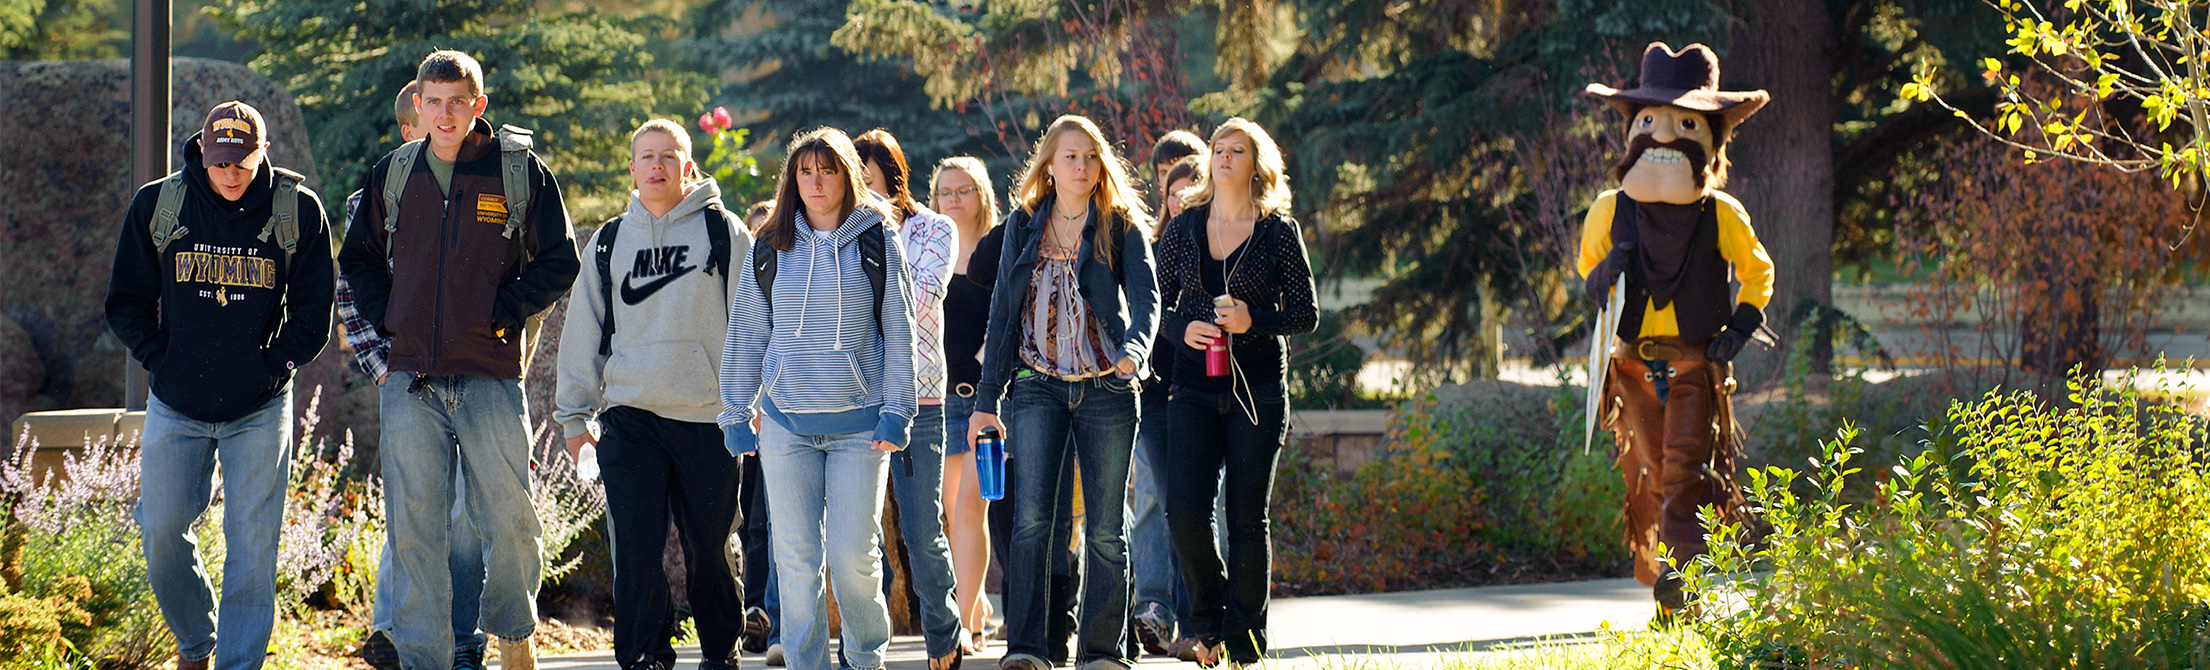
[1217,215,1261,427]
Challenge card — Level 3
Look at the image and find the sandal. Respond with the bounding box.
[1191,641,1227,668]
[929,648,963,670]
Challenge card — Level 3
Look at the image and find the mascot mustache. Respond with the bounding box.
[1609,134,1713,191]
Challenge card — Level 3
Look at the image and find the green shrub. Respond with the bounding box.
[1273,375,1627,595]
[0,432,167,668]
[1689,369,2210,668]
[0,387,608,669]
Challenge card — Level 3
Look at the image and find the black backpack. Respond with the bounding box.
[752,225,887,337]
[593,205,735,356]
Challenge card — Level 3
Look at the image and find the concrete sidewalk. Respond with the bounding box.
[522,578,1654,669]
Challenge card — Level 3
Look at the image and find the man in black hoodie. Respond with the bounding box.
[105,100,334,670]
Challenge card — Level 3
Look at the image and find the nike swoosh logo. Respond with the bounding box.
[620,264,697,305]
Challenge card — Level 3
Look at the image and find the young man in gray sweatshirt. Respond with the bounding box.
[556,119,752,670]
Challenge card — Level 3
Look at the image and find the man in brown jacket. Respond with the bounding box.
[337,50,579,670]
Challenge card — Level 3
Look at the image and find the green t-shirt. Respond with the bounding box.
[427,151,455,198]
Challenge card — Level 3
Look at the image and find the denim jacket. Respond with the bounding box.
[974,193,1160,415]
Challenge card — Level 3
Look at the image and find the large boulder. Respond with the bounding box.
[0,58,375,444]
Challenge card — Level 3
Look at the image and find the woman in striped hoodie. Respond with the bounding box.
[718,127,916,670]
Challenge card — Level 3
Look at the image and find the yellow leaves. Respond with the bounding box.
[2095,72,2119,98]
[1900,81,1931,102]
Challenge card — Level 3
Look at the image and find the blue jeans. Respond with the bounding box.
[884,404,966,657]
[379,372,543,670]
[1002,374,1138,666]
[757,419,891,670]
[1127,400,1179,631]
[371,471,485,652]
[139,392,291,670]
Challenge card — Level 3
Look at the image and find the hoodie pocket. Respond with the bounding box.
[767,347,868,412]
[605,340,718,413]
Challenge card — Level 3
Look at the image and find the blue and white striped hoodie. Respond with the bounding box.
[718,207,917,453]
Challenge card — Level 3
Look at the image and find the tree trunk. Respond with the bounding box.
[2019,217,2102,375]
[1727,0,1839,383]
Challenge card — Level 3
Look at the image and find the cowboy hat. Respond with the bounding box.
[1586,42,1768,127]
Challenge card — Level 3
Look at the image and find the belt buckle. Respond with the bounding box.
[1635,339,1658,361]
[954,382,976,398]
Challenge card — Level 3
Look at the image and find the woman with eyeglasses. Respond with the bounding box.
[927,156,1005,652]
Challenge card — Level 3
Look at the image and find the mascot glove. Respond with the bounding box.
[1705,303,1766,363]
[1586,241,1636,303]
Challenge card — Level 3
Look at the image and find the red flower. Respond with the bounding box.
[713,106,733,131]
[698,113,715,133]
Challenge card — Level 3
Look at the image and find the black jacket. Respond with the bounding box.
[1156,205,1318,390]
[105,133,335,423]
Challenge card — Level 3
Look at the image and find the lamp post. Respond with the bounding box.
[127,0,169,412]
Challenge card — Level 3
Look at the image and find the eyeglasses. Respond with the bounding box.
[934,186,978,198]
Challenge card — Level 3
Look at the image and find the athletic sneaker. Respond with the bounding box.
[1131,602,1172,657]
[452,643,486,670]
[359,630,401,670]
[764,643,785,667]
[742,607,772,653]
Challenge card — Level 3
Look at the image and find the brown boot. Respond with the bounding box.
[495,635,536,670]
[176,655,210,670]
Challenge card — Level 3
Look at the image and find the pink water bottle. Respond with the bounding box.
[1207,294,1235,377]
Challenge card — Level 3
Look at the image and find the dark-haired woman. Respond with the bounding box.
[854,128,966,670]
[718,128,915,670]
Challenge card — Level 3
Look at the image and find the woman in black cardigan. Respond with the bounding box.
[1154,117,1317,667]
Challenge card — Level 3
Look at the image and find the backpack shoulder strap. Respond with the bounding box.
[703,205,733,308]
[496,125,535,241]
[703,205,733,279]
[751,236,778,312]
[382,140,423,236]
[149,171,189,253]
[860,224,886,337]
[264,167,306,268]
[595,214,624,357]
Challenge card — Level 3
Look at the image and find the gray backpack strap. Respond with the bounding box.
[382,139,423,238]
[496,125,534,240]
[261,167,305,268]
[148,172,189,253]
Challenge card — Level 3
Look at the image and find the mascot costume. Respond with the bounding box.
[1579,42,1775,618]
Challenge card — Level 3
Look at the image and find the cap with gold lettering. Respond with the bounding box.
[200,101,268,168]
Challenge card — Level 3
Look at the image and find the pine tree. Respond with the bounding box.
[212,0,713,218]
[0,0,123,60]
[690,0,1002,185]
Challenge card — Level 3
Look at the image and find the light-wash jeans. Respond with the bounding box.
[379,372,543,670]
[139,392,292,670]
[883,404,967,658]
[370,471,484,652]
[757,418,891,670]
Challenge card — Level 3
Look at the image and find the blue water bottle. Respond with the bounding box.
[976,426,1006,501]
